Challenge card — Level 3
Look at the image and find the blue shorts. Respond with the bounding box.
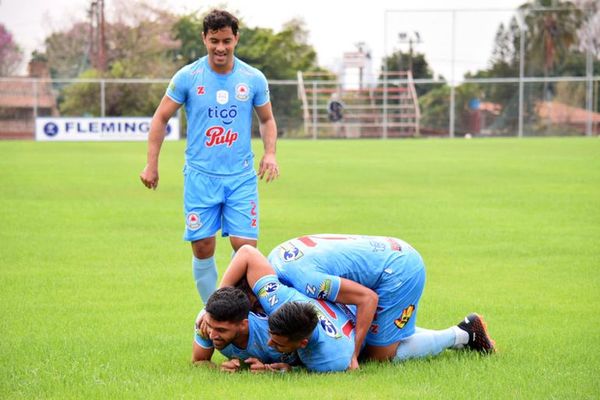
[183,165,259,242]
[366,248,426,346]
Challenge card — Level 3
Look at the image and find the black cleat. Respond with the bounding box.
[457,313,496,354]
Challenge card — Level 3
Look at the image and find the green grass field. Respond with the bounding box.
[1,138,599,399]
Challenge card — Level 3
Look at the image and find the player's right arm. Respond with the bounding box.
[220,245,277,289]
[192,335,215,364]
[282,267,377,368]
[140,96,181,190]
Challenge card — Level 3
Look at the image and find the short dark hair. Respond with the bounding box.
[205,287,250,323]
[268,302,319,342]
[203,9,239,36]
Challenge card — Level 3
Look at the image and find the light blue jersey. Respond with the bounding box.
[195,311,298,365]
[167,56,270,176]
[267,234,426,346]
[253,275,356,372]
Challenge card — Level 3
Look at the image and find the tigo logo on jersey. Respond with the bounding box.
[205,126,238,147]
[207,105,237,125]
[186,212,202,230]
[394,305,415,329]
[235,83,249,101]
[216,90,229,104]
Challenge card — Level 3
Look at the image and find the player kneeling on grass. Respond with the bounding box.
[266,234,496,362]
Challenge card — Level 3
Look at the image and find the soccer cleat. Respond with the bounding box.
[457,313,496,354]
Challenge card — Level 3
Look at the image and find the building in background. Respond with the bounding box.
[0,59,59,139]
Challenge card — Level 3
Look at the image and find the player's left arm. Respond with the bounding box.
[335,278,378,368]
[255,102,279,183]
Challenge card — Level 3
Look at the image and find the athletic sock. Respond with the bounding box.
[394,327,457,362]
[452,325,469,348]
[192,256,218,304]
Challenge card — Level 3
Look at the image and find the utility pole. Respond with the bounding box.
[398,31,422,73]
[88,0,106,72]
[98,0,106,72]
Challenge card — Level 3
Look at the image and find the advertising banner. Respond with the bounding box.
[35,117,180,141]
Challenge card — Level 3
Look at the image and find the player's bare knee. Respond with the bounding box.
[192,237,216,258]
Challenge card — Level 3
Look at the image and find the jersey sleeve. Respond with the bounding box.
[194,330,213,349]
[282,267,342,303]
[252,70,270,107]
[252,275,298,315]
[165,68,189,104]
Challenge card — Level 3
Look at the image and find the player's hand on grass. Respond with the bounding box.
[245,358,291,373]
[265,362,291,373]
[349,354,360,370]
[220,359,242,373]
[140,164,159,190]
[258,153,279,183]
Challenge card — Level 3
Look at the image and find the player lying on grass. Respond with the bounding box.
[193,244,495,372]
[192,286,300,372]
[267,234,496,362]
[193,280,358,372]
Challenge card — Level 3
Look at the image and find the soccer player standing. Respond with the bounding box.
[140,10,279,305]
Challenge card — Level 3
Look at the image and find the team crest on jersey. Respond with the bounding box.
[186,212,202,230]
[279,243,303,262]
[235,83,249,101]
[394,305,415,329]
[216,90,229,104]
[257,282,279,298]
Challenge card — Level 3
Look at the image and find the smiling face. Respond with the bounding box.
[202,27,238,74]
[205,312,246,350]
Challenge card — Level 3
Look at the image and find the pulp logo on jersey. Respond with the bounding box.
[186,212,202,230]
[207,105,237,125]
[205,126,238,147]
[235,83,249,101]
[394,305,415,329]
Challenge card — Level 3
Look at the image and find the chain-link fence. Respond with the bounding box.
[1,75,598,140]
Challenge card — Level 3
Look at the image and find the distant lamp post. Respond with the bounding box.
[397,31,422,73]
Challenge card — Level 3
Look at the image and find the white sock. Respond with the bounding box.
[394,327,457,362]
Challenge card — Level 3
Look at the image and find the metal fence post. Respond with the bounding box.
[312,81,317,139]
[449,10,456,138]
[586,46,593,137]
[100,79,106,117]
[518,10,525,138]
